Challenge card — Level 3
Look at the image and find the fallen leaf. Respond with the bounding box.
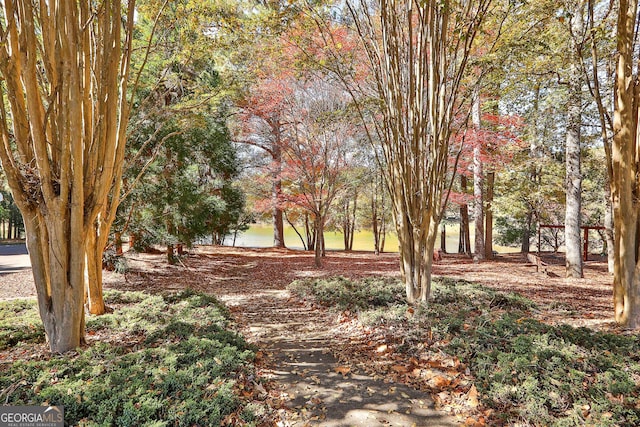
[430,375,451,388]
[391,364,409,374]
[334,366,351,376]
[467,384,479,407]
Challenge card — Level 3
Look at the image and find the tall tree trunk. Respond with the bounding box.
[372,176,385,255]
[459,175,471,256]
[346,194,357,251]
[24,209,86,353]
[525,83,543,255]
[305,214,315,251]
[314,215,324,267]
[612,0,640,329]
[0,0,136,352]
[343,197,356,251]
[585,0,615,275]
[473,95,485,262]
[85,226,106,315]
[565,1,585,278]
[604,182,615,273]
[522,210,532,253]
[485,171,495,259]
[565,59,583,278]
[346,0,490,303]
[372,203,380,254]
[272,143,286,248]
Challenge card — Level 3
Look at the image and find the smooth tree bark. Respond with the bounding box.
[459,175,472,256]
[524,82,543,254]
[564,0,585,278]
[347,0,491,302]
[473,95,486,262]
[85,126,131,314]
[0,1,136,352]
[271,140,286,248]
[584,0,615,274]
[604,185,615,273]
[484,171,495,259]
[611,0,640,328]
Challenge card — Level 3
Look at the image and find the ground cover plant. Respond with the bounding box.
[0,290,266,426]
[289,277,640,426]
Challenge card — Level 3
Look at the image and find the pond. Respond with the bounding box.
[224,223,519,253]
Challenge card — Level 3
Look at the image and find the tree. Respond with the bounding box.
[343,0,491,302]
[236,72,295,249]
[221,0,313,250]
[280,80,353,266]
[335,173,362,251]
[367,163,391,255]
[472,95,486,261]
[457,175,472,256]
[0,1,136,352]
[611,0,640,329]
[84,0,213,314]
[581,0,616,273]
[564,0,587,278]
[122,115,243,262]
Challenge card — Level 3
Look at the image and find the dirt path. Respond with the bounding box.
[222,288,458,426]
[111,247,459,425]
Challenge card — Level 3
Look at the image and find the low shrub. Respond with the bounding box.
[0,299,44,350]
[288,276,404,310]
[0,290,259,426]
[290,276,640,426]
[102,249,128,273]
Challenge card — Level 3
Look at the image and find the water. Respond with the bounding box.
[225,224,519,253]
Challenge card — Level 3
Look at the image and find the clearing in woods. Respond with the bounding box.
[0,246,615,425]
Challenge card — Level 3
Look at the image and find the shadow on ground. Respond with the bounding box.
[223,290,458,427]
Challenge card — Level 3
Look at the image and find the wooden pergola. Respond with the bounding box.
[537,224,606,261]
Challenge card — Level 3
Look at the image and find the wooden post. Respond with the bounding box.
[441,224,447,253]
[583,227,589,262]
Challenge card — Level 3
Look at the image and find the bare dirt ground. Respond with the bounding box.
[0,246,617,426]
